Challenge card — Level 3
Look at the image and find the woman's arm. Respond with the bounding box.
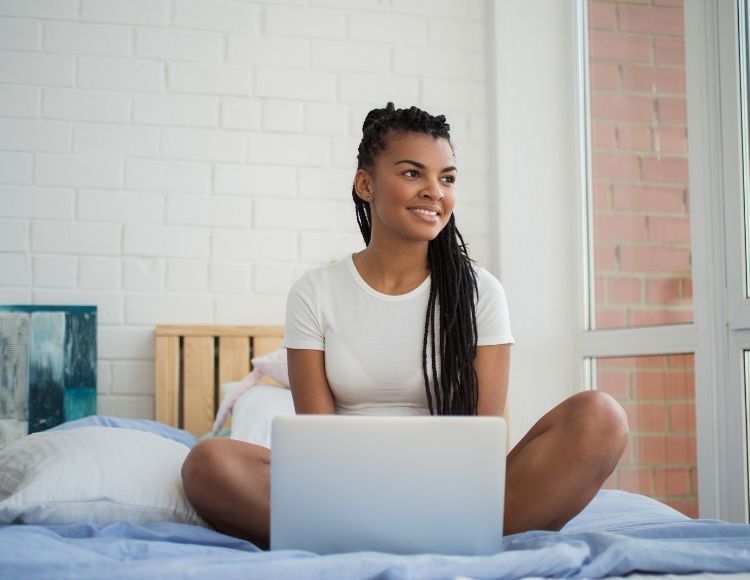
[287,348,336,414]
[475,343,511,416]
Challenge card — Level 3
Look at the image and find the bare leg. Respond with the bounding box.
[181,438,271,548]
[504,390,629,535]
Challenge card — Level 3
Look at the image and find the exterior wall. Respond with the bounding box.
[0,0,493,418]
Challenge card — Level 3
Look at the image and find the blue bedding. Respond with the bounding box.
[2,418,750,579]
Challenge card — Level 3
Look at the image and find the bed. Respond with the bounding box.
[2,324,750,579]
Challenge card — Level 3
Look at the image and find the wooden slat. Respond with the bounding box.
[154,336,179,429]
[156,325,284,338]
[183,337,215,436]
[219,336,250,393]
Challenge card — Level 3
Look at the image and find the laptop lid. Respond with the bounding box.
[270,415,506,555]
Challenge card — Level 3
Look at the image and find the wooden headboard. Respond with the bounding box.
[154,325,284,437]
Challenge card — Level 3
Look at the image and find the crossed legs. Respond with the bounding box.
[181,390,628,546]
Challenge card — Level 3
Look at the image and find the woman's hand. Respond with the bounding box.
[287,348,336,414]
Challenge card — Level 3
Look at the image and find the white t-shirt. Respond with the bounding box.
[282,254,514,416]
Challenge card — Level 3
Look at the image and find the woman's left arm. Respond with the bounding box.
[475,344,511,416]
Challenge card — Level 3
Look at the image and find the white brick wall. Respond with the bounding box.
[0,0,493,420]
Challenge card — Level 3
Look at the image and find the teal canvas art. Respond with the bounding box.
[0,305,97,444]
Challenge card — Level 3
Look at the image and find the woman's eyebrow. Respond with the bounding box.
[393,159,457,172]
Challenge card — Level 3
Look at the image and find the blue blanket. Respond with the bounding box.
[2,490,750,579]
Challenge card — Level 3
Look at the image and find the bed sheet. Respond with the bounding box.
[2,489,750,580]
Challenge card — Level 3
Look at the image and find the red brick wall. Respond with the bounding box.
[588,0,698,518]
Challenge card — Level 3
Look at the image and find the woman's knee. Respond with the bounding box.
[565,390,629,461]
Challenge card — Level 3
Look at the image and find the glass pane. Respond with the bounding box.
[587,0,693,329]
[594,353,698,517]
[741,0,750,296]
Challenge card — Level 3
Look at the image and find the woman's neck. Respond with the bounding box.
[353,239,430,296]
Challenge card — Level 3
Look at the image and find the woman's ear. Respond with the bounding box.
[354,169,374,202]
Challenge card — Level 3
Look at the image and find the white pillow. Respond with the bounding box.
[0,427,206,526]
[229,384,295,449]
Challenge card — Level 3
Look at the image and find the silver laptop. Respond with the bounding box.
[270,415,506,555]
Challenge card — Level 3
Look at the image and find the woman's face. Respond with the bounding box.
[356,131,457,244]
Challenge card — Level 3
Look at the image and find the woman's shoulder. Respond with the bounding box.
[471,262,505,291]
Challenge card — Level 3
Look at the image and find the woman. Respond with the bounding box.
[182,103,629,549]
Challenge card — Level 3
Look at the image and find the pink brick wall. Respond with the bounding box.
[588,1,697,518]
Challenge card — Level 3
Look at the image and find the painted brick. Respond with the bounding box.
[162,128,244,162]
[636,434,696,465]
[457,203,489,235]
[468,113,489,143]
[304,104,348,136]
[590,93,655,122]
[173,0,260,33]
[592,152,640,181]
[0,51,73,86]
[123,225,209,259]
[255,199,336,231]
[594,242,618,270]
[33,289,123,323]
[226,34,308,67]
[123,257,164,290]
[169,63,251,96]
[135,28,220,62]
[422,78,486,112]
[658,97,687,125]
[214,294,286,325]
[623,401,667,432]
[166,260,207,292]
[221,97,261,130]
[641,156,688,184]
[299,232,364,263]
[612,184,685,213]
[669,402,696,432]
[619,246,690,273]
[256,67,335,102]
[209,262,250,293]
[299,167,353,200]
[0,220,27,251]
[648,216,691,243]
[32,222,121,256]
[134,94,218,127]
[619,5,684,36]
[166,195,253,227]
[0,86,40,117]
[595,371,630,400]
[111,361,154,395]
[610,276,642,304]
[33,256,76,288]
[36,155,122,189]
[81,0,167,26]
[348,12,427,45]
[653,467,690,497]
[98,396,154,420]
[617,124,651,151]
[43,21,130,56]
[630,308,692,326]
[667,354,694,370]
[595,274,607,303]
[655,38,685,66]
[213,164,296,197]
[653,127,687,154]
[592,122,617,149]
[0,152,32,184]
[97,363,112,395]
[212,229,297,261]
[621,65,686,95]
[589,62,620,91]
[262,101,303,133]
[78,190,165,224]
[247,133,330,167]
[588,31,652,62]
[310,0,387,10]
[44,88,131,123]
[391,0,468,18]
[594,307,628,328]
[0,289,30,302]
[266,5,345,39]
[429,17,482,50]
[612,465,652,495]
[73,126,160,158]
[79,257,121,290]
[588,1,616,29]
[97,326,153,360]
[0,119,69,153]
[0,17,39,50]
[593,182,612,209]
[0,0,77,19]
[126,159,211,194]
[78,57,164,92]
[0,253,29,284]
[254,262,295,294]
[0,185,74,219]
[394,46,476,80]
[126,293,212,325]
[312,40,390,73]
[646,277,684,304]
[339,73,419,105]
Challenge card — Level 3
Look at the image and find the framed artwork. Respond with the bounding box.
[0,305,97,444]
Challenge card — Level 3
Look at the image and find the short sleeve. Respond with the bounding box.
[475,267,514,346]
[282,272,325,351]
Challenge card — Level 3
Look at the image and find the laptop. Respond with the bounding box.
[270,415,506,555]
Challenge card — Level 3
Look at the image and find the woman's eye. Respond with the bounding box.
[442,175,456,184]
[403,170,419,177]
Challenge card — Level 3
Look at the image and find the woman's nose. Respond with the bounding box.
[420,179,444,199]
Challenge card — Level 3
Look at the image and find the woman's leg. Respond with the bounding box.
[504,390,629,535]
[181,438,271,548]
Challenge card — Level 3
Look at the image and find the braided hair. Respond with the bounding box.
[352,102,479,415]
